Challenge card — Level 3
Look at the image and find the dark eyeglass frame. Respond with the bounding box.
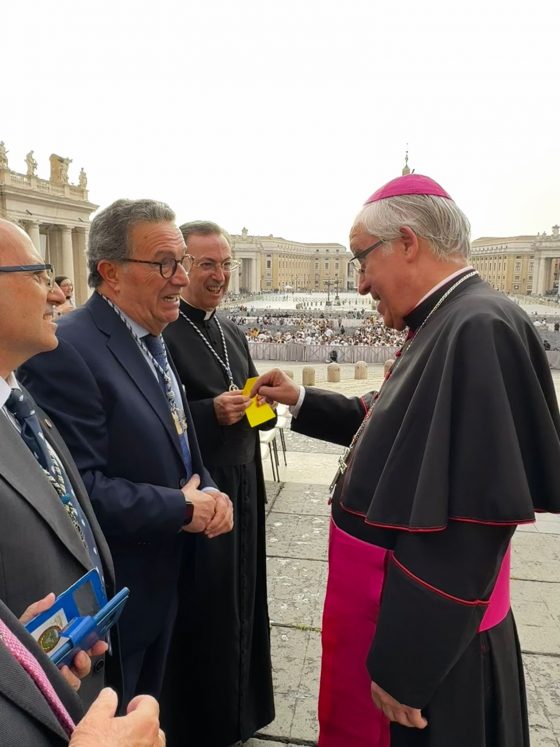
[0,263,55,288]
[348,240,385,273]
[120,254,193,278]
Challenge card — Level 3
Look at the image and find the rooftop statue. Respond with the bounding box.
[25,150,38,177]
[0,141,8,169]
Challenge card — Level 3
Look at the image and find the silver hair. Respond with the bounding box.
[179,220,231,248]
[87,198,176,288]
[352,194,471,260]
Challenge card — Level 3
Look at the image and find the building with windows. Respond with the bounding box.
[0,141,96,304]
[470,226,560,296]
[229,227,352,294]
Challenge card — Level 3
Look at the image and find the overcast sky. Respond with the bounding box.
[2,0,558,246]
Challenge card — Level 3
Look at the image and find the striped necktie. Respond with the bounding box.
[143,334,192,476]
[5,389,103,582]
[0,619,75,736]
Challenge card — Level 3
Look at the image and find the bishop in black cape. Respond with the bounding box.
[286,272,560,746]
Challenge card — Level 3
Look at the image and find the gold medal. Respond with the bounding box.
[172,410,184,435]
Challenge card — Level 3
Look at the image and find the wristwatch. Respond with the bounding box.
[184,500,194,525]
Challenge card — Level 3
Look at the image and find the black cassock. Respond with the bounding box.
[161,300,274,746]
[291,272,560,747]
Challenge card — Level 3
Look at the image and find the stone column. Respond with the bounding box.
[60,225,75,282]
[537,256,548,296]
[532,254,542,295]
[26,222,41,253]
[230,259,240,294]
[72,227,89,304]
[252,257,260,293]
[547,257,555,293]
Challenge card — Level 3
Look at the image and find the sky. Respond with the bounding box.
[1,0,559,247]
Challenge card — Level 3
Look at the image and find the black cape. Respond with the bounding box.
[292,273,560,746]
[160,300,274,746]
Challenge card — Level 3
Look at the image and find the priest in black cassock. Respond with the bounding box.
[251,174,560,747]
[161,221,274,746]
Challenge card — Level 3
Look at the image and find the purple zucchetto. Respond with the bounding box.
[364,174,452,204]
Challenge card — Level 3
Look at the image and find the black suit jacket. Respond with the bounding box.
[0,391,118,708]
[20,293,216,658]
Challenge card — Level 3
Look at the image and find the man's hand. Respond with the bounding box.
[213,390,251,425]
[70,687,164,747]
[370,681,427,729]
[19,593,108,691]
[250,368,300,406]
[19,592,57,626]
[181,474,217,533]
[204,492,234,539]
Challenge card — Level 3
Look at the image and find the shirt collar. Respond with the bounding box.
[181,300,216,323]
[0,372,20,409]
[413,265,475,309]
[404,266,476,331]
[97,294,152,339]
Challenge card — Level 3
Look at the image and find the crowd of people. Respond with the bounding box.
[232,313,406,347]
[0,172,559,747]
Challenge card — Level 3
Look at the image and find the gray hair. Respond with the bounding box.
[352,194,471,260]
[179,220,231,248]
[88,198,176,288]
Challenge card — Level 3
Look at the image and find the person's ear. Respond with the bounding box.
[97,260,121,290]
[399,226,420,262]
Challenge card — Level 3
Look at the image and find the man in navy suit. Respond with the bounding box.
[20,199,234,706]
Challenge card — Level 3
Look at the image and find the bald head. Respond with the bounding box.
[0,219,63,378]
[0,219,38,263]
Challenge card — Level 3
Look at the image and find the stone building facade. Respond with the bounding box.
[0,142,96,304]
[470,226,560,296]
[229,227,352,294]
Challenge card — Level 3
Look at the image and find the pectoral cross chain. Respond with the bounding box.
[329,448,350,492]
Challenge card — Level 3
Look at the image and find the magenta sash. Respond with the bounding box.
[478,544,511,632]
[318,520,390,747]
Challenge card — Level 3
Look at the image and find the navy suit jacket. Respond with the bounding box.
[20,292,216,656]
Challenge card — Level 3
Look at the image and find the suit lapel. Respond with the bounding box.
[0,416,92,572]
[0,602,83,738]
[39,413,116,592]
[0,644,70,739]
[89,294,186,466]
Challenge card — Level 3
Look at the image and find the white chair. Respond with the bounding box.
[260,428,280,482]
[275,404,291,466]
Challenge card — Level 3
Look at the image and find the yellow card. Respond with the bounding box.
[242,377,276,428]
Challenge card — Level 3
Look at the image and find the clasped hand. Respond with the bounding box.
[180,474,233,538]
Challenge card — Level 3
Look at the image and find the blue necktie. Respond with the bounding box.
[143,335,192,477]
[5,389,103,581]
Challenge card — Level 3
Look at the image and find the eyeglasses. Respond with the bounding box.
[189,258,241,273]
[348,240,385,273]
[0,263,55,289]
[121,254,193,278]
